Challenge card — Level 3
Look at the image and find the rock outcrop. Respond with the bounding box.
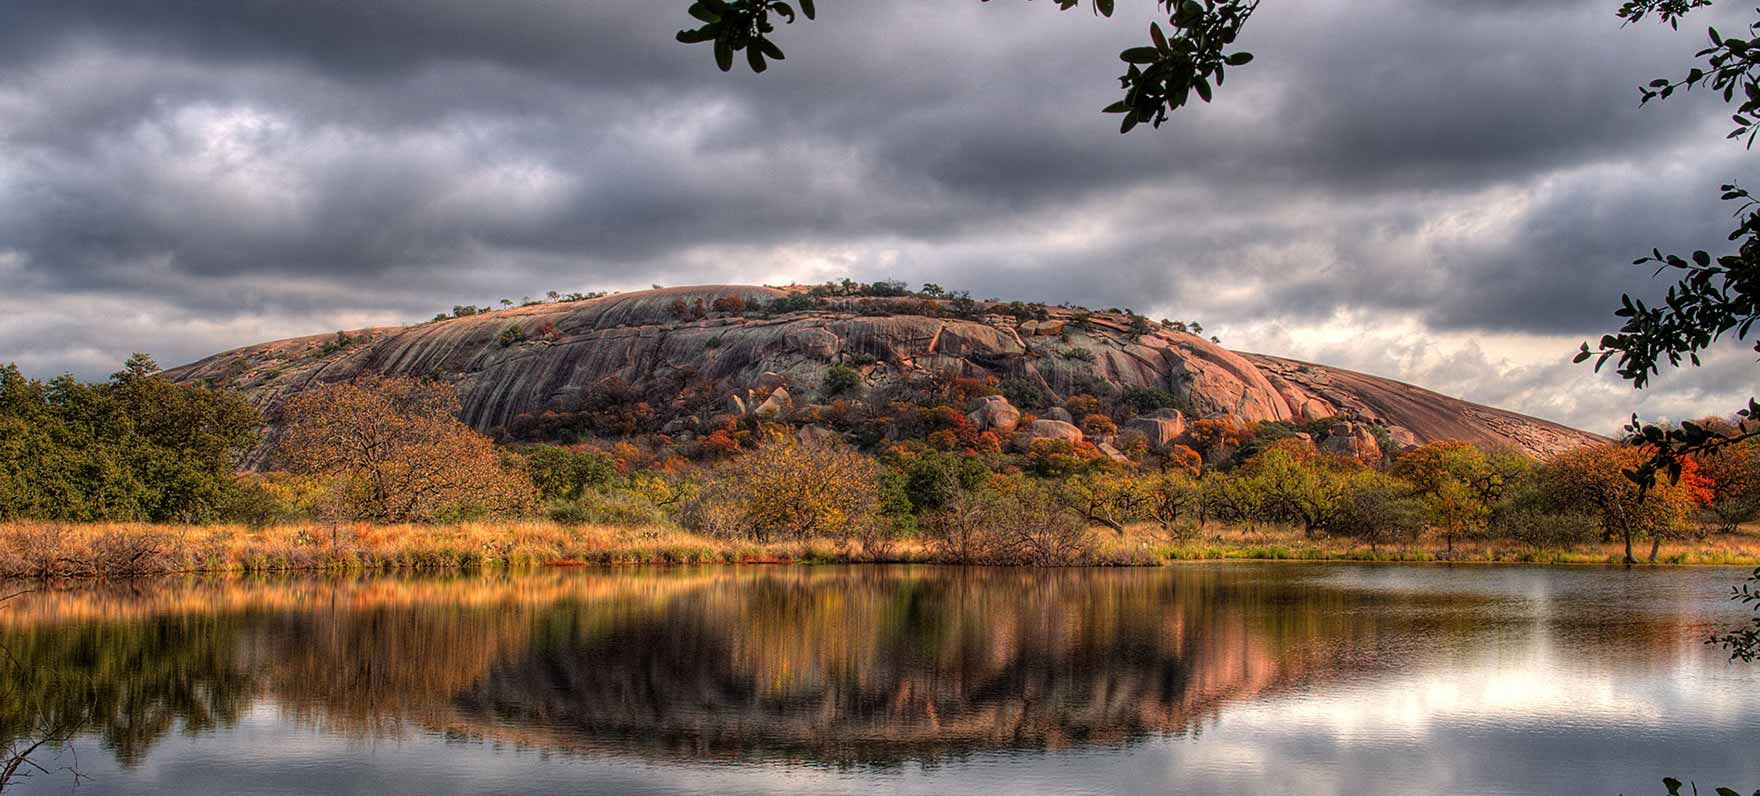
[1123,409,1187,452]
[1014,419,1084,450]
[165,285,1604,467]
[967,395,1021,433]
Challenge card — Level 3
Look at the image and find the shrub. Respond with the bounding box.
[1332,482,1427,552]
[711,295,748,313]
[901,451,990,512]
[682,435,880,543]
[1027,438,1095,478]
[999,480,1093,566]
[1120,386,1179,415]
[823,364,861,397]
[279,374,535,522]
[923,493,1005,563]
[999,377,1048,410]
[545,490,667,527]
[1079,413,1118,437]
[1495,508,1603,551]
[524,445,619,501]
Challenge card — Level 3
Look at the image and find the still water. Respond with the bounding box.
[1,563,1756,795]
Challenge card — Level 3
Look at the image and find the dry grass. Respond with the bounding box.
[3,519,1758,580]
[1090,522,1760,566]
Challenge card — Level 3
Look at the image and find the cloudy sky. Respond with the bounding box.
[1,0,1754,434]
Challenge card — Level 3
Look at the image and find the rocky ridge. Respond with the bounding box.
[166,285,1603,466]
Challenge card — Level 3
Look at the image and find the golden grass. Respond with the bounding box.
[3,519,1758,580]
[1091,522,1760,566]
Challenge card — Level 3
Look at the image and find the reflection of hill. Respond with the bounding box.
[0,566,1713,769]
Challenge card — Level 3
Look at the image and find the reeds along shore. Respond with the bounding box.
[3,520,1759,580]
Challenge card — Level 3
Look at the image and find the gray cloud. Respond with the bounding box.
[0,0,1754,431]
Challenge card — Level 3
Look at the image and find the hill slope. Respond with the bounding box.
[166,285,1602,465]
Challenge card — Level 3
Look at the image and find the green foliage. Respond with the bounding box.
[524,445,619,501]
[545,490,667,527]
[0,355,262,523]
[1120,386,1180,415]
[1330,481,1427,552]
[675,0,816,73]
[498,324,527,347]
[999,376,1049,410]
[1708,565,1760,662]
[1101,1,1259,133]
[823,364,861,397]
[901,451,991,513]
[764,294,820,314]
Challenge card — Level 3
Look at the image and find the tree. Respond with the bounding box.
[1390,440,1526,554]
[0,355,261,523]
[689,434,881,542]
[1057,471,1151,533]
[1241,441,1357,538]
[1538,443,1699,564]
[523,444,619,501]
[278,374,533,522]
[675,1,1258,135]
[1693,428,1760,531]
[1331,480,1427,553]
[1566,4,1760,493]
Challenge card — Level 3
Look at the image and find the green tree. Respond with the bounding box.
[0,355,261,523]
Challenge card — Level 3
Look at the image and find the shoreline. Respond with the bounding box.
[4,520,1758,580]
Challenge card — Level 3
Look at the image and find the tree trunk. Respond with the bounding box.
[1648,534,1661,563]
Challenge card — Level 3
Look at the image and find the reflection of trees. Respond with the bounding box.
[450,567,1458,763]
[0,566,1723,772]
[0,614,258,767]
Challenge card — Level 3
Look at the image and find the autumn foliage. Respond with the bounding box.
[279,375,534,522]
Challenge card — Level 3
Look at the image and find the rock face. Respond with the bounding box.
[967,395,1021,433]
[1123,409,1187,452]
[165,284,1604,467]
[1317,421,1383,463]
[1014,419,1084,450]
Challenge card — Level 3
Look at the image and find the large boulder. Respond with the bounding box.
[1123,409,1186,452]
[1319,421,1383,462]
[1386,425,1422,451]
[1014,419,1084,451]
[754,387,792,419]
[967,395,1022,433]
[1044,407,1074,424]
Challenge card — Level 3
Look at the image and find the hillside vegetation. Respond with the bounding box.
[6,281,1755,575]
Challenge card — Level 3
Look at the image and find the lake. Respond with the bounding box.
[2,563,1756,795]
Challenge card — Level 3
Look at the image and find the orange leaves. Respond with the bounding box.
[278,374,534,522]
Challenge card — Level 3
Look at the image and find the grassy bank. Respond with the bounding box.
[5,520,1760,580]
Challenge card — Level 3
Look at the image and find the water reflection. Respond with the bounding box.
[1,564,1756,795]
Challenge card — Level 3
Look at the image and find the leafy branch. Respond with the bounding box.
[677,0,1259,133]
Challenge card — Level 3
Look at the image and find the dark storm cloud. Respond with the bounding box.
[0,0,1753,428]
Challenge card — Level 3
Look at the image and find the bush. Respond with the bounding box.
[823,364,861,397]
[524,445,619,501]
[999,376,1048,410]
[681,435,880,543]
[1120,386,1179,415]
[1332,483,1427,552]
[923,493,1004,563]
[999,480,1093,566]
[1495,508,1602,551]
[901,451,990,512]
[545,490,667,527]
